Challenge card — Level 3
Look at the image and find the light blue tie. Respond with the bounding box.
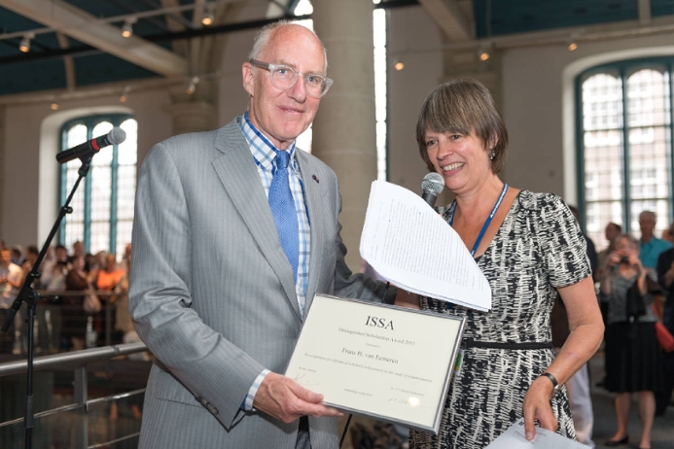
[268,150,299,282]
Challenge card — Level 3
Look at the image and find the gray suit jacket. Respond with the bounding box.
[129,118,392,449]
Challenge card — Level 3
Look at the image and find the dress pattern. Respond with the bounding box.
[409,190,591,449]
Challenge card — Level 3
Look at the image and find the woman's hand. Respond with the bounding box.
[393,288,420,309]
[606,251,621,268]
[522,376,559,440]
[624,251,639,267]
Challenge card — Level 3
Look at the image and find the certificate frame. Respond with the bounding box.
[285,294,466,435]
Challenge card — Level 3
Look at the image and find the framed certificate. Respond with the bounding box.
[285,294,466,435]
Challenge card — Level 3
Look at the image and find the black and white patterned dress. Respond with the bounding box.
[409,190,591,449]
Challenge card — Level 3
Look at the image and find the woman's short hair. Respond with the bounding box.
[416,78,508,174]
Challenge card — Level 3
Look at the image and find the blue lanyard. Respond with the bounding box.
[449,183,509,257]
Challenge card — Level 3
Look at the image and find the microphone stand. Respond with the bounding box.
[1,157,92,449]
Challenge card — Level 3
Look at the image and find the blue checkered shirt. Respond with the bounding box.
[238,112,312,410]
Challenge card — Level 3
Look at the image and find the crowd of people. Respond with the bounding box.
[592,213,674,449]
[0,239,135,354]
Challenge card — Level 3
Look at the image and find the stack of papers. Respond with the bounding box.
[486,419,589,448]
[360,180,491,312]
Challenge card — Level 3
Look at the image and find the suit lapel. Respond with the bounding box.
[296,151,326,314]
[211,120,301,319]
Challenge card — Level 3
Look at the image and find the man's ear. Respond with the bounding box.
[242,62,255,96]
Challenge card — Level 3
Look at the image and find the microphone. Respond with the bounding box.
[56,127,127,164]
[421,172,444,208]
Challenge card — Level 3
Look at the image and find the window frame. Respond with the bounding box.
[58,113,135,256]
[576,56,674,238]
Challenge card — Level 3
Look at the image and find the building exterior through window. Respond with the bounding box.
[579,58,674,251]
[59,115,137,258]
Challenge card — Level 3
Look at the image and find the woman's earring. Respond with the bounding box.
[489,151,496,160]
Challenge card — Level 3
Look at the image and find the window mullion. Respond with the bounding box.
[59,130,68,244]
[621,67,631,234]
[83,126,93,253]
[669,65,674,226]
[576,78,586,228]
[110,138,119,255]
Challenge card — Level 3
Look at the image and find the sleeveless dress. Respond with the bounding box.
[409,190,591,449]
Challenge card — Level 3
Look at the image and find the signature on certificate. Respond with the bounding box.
[293,372,320,387]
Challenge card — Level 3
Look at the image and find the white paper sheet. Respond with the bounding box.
[359,180,491,312]
[485,419,589,449]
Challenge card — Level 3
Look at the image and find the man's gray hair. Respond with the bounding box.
[639,210,657,221]
[248,20,328,74]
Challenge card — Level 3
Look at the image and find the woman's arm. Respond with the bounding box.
[522,276,604,440]
[599,252,620,294]
[631,255,648,296]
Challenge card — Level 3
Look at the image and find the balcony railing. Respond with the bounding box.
[0,342,150,449]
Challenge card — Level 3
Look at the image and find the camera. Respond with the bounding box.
[619,256,630,265]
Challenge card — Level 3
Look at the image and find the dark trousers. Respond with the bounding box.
[296,416,311,449]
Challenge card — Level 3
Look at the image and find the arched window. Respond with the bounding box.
[59,115,137,257]
[578,58,674,250]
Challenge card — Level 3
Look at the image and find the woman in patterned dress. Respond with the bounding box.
[400,79,604,449]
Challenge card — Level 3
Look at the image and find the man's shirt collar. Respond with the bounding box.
[240,112,296,170]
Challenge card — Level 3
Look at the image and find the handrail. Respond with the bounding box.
[0,402,84,428]
[0,388,148,428]
[87,388,147,410]
[0,343,150,449]
[89,432,141,448]
[36,289,122,296]
[0,342,148,377]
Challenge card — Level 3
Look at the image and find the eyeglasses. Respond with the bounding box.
[249,59,333,98]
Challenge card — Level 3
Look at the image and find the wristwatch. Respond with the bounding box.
[539,372,561,394]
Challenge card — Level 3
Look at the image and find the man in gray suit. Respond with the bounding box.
[129,21,393,449]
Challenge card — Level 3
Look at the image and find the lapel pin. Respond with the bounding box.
[312,174,319,183]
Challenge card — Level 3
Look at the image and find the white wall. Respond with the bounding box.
[1,89,171,247]
[217,1,269,125]
[502,33,674,204]
[218,28,257,126]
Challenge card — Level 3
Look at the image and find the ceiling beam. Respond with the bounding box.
[639,0,652,26]
[160,0,189,56]
[0,0,188,77]
[55,32,76,91]
[417,0,472,42]
[0,13,313,66]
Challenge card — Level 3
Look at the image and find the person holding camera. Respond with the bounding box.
[599,234,662,449]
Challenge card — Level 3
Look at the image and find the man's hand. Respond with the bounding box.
[253,372,343,424]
